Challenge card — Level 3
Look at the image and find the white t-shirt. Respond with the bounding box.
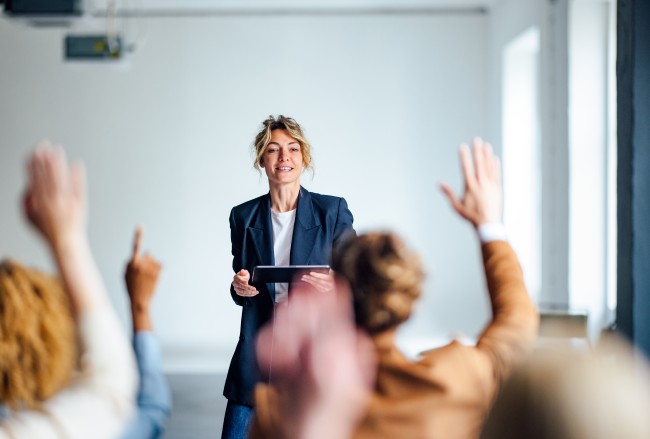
[271,209,297,303]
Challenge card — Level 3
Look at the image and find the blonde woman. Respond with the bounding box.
[222,115,355,439]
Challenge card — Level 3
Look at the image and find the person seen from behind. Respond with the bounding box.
[0,140,137,438]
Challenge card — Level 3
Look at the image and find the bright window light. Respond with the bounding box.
[502,26,542,303]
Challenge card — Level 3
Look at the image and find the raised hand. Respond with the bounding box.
[23,140,87,249]
[232,269,259,297]
[125,227,161,331]
[440,137,502,228]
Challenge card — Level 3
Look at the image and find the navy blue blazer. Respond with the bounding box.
[223,187,354,406]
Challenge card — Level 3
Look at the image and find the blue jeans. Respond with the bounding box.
[221,400,255,439]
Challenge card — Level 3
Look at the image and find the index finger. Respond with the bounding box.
[131,226,143,261]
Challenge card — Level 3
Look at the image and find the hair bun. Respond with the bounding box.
[332,232,424,334]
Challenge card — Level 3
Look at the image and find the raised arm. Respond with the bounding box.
[125,227,161,332]
[440,138,539,380]
[8,140,137,439]
[24,142,105,314]
[121,227,172,439]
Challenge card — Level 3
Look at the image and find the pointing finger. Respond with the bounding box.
[131,226,143,261]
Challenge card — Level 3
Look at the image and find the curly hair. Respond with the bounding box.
[252,115,314,174]
[331,232,425,335]
[0,260,78,409]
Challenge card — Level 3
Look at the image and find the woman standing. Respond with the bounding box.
[221,115,355,439]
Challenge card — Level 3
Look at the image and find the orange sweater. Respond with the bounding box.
[252,241,539,439]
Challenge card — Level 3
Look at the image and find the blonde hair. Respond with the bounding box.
[332,232,425,334]
[253,115,314,173]
[0,260,77,409]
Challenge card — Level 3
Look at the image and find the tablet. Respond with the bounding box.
[251,265,330,283]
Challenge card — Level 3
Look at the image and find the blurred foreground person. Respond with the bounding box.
[121,228,172,439]
[481,335,650,439]
[0,141,137,438]
[251,138,539,439]
[251,280,376,439]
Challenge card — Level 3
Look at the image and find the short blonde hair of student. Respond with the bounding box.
[252,115,314,174]
[0,260,78,409]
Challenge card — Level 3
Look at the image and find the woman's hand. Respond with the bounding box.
[23,140,87,250]
[440,137,502,228]
[232,269,259,297]
[125,227,161,331]
[301,270,335,293]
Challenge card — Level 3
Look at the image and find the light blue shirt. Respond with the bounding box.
[120,332,172,439]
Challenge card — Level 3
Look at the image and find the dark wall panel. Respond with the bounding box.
[617,0,650,357]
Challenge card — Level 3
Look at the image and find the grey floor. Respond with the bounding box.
[164,374,227,439]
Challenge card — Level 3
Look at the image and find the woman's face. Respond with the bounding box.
[261,129,304,186]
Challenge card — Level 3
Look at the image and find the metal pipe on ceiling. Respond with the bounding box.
[90,5,488,18]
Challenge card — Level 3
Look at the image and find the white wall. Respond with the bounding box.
[0,12,488,372]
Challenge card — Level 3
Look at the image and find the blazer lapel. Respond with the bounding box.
[290,187,322,265]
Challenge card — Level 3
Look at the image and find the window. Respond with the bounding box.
[568,0,617,337]
[502,26,542,303]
